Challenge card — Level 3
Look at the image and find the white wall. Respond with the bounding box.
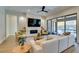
[18,16,26,30]
[0,7,6,44]
[5,10,26,31]
[10,15,17,35]
[6,15,10,37]
[47,7,79,43]
[41,18,47,30]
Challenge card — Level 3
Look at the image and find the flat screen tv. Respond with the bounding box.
[28,18,41,27]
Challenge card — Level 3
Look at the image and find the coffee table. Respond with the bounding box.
[12,44,32,53]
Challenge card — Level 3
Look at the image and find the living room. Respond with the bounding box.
[0,6,79,53]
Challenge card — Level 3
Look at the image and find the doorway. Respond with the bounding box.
[6,14,17,38]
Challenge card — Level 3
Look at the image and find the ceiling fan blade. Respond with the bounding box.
[44,11,48,13]
[37,6,48,13]
[37,11,41,13]
[42,6,45,11]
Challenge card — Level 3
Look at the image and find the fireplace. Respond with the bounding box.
[30,30,38,34]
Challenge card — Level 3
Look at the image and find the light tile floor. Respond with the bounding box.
[0,36,18,53]
[63,43,79,53]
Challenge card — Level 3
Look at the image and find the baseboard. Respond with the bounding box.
[0,37,5,44]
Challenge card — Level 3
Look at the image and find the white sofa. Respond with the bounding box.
[59,34,75,52]
[25,34,75,53]
[38,39,59,53]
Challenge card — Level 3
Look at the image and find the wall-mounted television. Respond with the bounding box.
[28,18,41,27]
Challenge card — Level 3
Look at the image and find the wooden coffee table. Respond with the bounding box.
[12,44,32,53]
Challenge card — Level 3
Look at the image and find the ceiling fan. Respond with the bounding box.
[37,6,48,13]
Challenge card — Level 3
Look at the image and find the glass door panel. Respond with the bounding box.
[57,21,64,34]
[52,21,56,34]
[47,20,52,34]
[66,20,76,38]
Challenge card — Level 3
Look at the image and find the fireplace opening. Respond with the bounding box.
[30,30,38,34]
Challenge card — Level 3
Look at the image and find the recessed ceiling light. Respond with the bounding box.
[19,16,25,20]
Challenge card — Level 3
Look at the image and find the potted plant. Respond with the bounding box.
[18,37,25,49]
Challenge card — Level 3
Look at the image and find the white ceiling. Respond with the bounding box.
[5,6,74,17]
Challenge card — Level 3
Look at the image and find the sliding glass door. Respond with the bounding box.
[47,14,77,42]
[66,20,76,37]
[66,14,77,41]
[47,20,52,34]
[57,17,65,34]
[47,19,56,34]
[52,19,56,34]
[57,21,65,34]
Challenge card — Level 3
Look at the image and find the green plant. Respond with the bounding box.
[18,37,25,46]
